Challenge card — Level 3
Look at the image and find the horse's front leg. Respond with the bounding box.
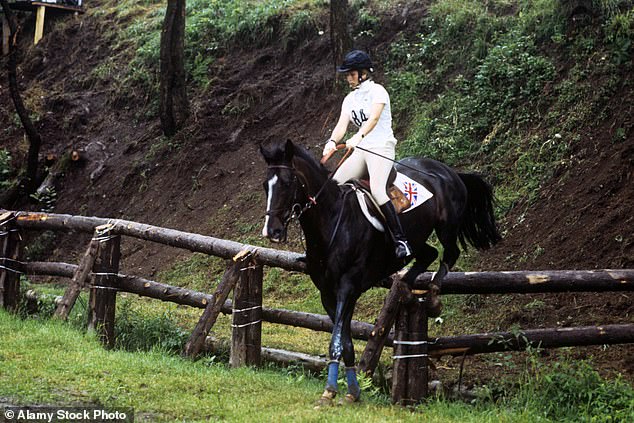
[340,316,361,403]
[320,283,359,405]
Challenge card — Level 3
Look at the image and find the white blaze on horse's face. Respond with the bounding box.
[262,174,279,239]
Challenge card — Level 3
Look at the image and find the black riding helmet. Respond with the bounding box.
[337,50,374,73]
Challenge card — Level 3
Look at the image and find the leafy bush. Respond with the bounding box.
[470,33,555,129]
[114,300,189,353]
[604,5,634,63]
[0,149,14,190]
[514,360,634,422]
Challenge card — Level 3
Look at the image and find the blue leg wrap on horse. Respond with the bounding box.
[346,367,360,398]
[326,361,339,392]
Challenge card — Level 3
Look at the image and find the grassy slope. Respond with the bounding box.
[0,310,545,422]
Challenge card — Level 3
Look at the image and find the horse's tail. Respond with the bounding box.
[457,173,502,250]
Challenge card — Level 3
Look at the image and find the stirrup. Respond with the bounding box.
[395,240,412,259]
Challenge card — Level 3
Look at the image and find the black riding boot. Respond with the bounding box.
[379,202,412,259]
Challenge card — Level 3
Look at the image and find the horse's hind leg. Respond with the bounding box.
[402,243,438,287]
[434,227,461,288]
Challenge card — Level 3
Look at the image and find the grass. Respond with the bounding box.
[0,309,560,422]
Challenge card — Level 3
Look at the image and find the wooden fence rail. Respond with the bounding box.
[3,210,634,407]
[12,211,306,271]
[19,260,634,355]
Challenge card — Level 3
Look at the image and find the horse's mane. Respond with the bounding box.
[291,142,328,177]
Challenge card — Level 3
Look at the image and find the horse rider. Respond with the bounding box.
[323,49,413,259]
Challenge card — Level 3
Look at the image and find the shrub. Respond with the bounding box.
[515,360,634,422]
[114,300,189,353]
[0,149,13,190]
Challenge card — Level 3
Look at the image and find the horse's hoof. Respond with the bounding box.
[314,390,336,409]
[339,393,361,405]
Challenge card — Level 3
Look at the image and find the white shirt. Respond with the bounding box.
[341,80,397,148]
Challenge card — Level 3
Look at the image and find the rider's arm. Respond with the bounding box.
[358,102,384,138]
[329,109,350,144]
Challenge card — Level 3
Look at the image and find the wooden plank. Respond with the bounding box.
[34,5,44,45]
[53,236,99,319]
[87,226,120,348]
[2,15,9,56]
[183,256,244,359]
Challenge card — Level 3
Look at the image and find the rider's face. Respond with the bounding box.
[345,70,360,89]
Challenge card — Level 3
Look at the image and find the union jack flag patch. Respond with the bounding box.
[393,172,433,212]
[403,181,418,205]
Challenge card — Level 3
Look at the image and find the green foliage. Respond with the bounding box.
[159,252,226,293]
[512,360,634,422]
[472,34,555,127]
[282,9,320,50]
[114,299,189,353]
[604,5,634,63]
[386,0,633,222]
[30,187,58,213]
[0,149,14,190]
[98,0,323,116]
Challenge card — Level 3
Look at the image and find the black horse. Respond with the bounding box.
[260,139,500,404]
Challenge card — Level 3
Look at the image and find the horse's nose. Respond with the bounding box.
[268,227,285,243]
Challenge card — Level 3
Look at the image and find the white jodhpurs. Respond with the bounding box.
[333,143,395,205]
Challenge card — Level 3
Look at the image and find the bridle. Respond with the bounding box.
[266,163,349,250]
[265,164,321,223]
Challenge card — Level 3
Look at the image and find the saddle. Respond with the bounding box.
[350,167,411,216]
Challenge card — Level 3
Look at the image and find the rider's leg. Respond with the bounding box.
[333,149,367,184]
[366,145,412,259]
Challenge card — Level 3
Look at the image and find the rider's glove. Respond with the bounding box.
[345,133,363,149]
[322,140,337,156]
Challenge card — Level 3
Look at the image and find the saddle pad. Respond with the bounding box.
[393,172,433,212]
[348,171,434,231]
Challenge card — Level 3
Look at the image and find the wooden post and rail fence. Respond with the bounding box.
[1,210,633,405]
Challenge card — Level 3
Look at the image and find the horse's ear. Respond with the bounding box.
[284,139,295,162]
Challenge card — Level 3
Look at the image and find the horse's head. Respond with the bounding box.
[260,140,301,243]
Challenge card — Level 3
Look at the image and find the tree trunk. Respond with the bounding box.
[0,0,43,194]
[330,0,352,73]
[159,0,189,136]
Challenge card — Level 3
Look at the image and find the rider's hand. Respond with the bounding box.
[345,133,363,149]
[322,140,337,156]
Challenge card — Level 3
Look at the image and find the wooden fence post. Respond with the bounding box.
[230,253,263,368]
[358,277,408,375]
[391,288,428,406]
[54,234,100,319]
[183,251,252,359]
[34,5,46,45]
[87,224,120,348]
[0,212,21,312]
